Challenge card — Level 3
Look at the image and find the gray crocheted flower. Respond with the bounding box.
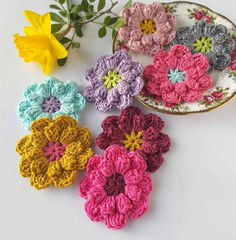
[172,20,235,71]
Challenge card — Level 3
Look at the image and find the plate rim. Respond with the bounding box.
[112,0,236,115]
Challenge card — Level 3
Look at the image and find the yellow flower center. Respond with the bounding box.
[192,36,212,53]
[122,129,143,151]
[102,69,122,90]
[140,18,156,34]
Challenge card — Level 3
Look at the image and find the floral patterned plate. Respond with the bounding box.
[112,1,236,115]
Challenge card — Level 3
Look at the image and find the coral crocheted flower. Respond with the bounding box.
[118,2,176,56]
[83,50,143,112]
[172,20,235,71]
[96,107,170,172]
[79,145,152,229]
[143,45,213,107]
[18,76,85,130]
[16,116,92,190]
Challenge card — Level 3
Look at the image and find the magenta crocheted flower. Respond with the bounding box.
[96,107,170,172]
[79,145,152,230]
[143,45,213,107]
[119,2,176,56]
[83,50,143,112]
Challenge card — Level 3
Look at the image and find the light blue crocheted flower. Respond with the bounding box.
[18,76,86,130]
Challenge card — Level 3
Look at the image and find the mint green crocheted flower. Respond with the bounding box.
[18,76,86,130]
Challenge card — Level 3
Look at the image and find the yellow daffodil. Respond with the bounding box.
[14,10,67,74]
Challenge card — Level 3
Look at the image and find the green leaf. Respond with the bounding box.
[89,0,95,2]
[70,4,83,14]
[98,26,106,38]
[57,57,67,66]
[81,0,89,12]
[97,0,106,11]
[58,0,65,4]
[123,0,132,8]
[49,4,61,10]
[86,5,94,19]
[50,12,65,22]
[104,16,111,25]
[59,11,67,17]
[60,37,71,44]
[72,42,81,48]
[51,23,63,33]
[112,29,117,39]
[75,25,83,37]
[107,17,118,25]
[113,17,125,29]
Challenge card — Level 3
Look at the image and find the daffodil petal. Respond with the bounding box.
[51,35,68,59]
[40,48,56,75]
[24,10,51,35]
[24,26,39,35]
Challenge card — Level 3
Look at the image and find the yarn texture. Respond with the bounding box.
[16,115,92,190]
[143,45,213,107]
[83,50,144,112]
[172,20,235,71]
[18,76,85,129]
[118,2,176,56]
[96,107,170,172]
[79,145,152,229]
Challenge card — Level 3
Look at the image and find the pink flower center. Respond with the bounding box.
[42,141,66,161]
[103,173,126,196]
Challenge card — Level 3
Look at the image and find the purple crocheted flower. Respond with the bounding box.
[83,50,144,112]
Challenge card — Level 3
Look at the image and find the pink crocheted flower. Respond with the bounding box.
[96,107,170,172]
[143,45,213,107]
[119,2,176,56]
[79,145,152,230]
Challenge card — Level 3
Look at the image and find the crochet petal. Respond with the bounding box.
[60,154,78,170]
[100,196,116,216]
[84,200,103,222]
[16,135,32,155]
[143,113,164,131]
[96,132,111,150]
[75,126,92,148]
[75,93,86,110]
[125,184,142,202]
[30,172,52,190]
[30,157,49,175]
[101,115,119,129]
[104,213,128,230]
[104,145,127,163]
[86,155,103,175]
[128,151,147,172]
[51,82,65,98]
[79,176,92,199]
[116,193,131,215]
[30,117,51,133]
[114,155,130,175]
[44,123,61,142]
[76,148,92,170]
[139,173,152,195]
[52,169,77,187]
[47,160,62,177]
[19,156,32,177]
[129,197,148,218]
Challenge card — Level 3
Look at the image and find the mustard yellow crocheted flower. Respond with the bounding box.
[16,115,92,190]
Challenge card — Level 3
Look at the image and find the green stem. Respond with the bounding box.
[93,21,114,30]
[66,30,76,50]
[65,0,71,24]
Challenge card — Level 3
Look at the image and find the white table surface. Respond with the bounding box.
[1,0,236,239]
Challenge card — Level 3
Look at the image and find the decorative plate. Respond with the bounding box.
[112,1,236,115]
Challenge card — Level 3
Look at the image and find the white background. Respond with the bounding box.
[0,0,236,239]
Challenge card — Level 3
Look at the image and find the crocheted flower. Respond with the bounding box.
[79,145,152,229]
[172,20,235,71]
[18,76,85,130]
[143,45,213,107]
[83,50,143,112]
[118,2,176,56]
[16,116,92,190]
[96,107,170,172]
